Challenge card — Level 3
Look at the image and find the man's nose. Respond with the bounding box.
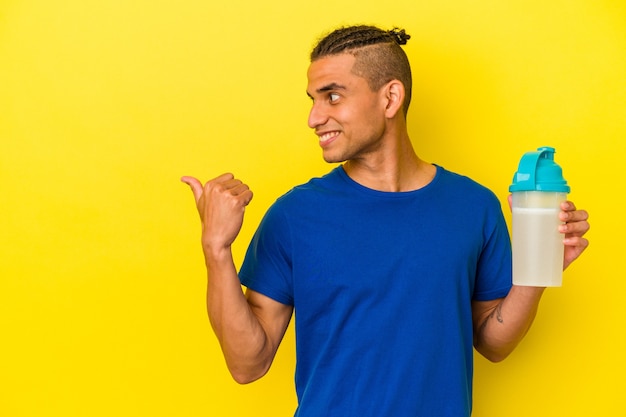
[308,102,327,129]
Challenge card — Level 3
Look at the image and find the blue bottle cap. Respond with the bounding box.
[509,147,570,193]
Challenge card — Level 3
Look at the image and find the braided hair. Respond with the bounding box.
[310,25,413,115]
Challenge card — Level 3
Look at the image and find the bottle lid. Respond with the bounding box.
[509,146,570,193]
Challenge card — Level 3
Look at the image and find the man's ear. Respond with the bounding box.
[383,80,405,118]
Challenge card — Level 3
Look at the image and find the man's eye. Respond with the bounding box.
[329,93,340,103]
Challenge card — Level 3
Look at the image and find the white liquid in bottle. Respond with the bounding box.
[512,207,564,286]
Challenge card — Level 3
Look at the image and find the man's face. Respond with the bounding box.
[306,53,387,164]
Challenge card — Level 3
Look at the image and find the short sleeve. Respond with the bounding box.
[238,203,294,306]
[473,197,513,301]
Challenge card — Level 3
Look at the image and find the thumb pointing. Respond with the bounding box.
[181,176,203,203]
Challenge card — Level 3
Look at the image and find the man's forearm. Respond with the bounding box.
[474,286,546,362]
[205,248,273,383]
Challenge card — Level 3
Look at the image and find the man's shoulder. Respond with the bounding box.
[277,166,344,201]
[438,165,489,188]
[436,165,501,205]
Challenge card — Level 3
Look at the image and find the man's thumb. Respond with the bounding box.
[181,176,203,203]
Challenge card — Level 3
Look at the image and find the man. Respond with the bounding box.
[182,25,589,416]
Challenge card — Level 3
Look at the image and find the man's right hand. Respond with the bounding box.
[181,173,253,256]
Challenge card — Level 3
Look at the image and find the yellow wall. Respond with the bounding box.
[1,0,623,415]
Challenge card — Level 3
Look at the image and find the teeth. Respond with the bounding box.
[319,132,338,142]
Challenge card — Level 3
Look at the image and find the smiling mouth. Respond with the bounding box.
[318,131,340,146]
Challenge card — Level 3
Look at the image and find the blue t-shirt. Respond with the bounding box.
[239,165,512,417]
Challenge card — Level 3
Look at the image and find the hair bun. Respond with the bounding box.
[388,28,411,45]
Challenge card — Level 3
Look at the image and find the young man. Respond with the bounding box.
[182,25,590,416]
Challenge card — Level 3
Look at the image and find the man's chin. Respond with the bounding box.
[322,152,347,164]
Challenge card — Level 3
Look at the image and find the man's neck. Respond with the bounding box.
[342,137,436,192]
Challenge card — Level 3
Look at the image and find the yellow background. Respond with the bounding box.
[1,0,624,415]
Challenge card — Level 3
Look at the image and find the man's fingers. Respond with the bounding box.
[218,180,254,206]
[182,174,253,206]
[239,187,254,206]
[181,176,204,203]
[560,208,589,223]
[559,218,590,235]
[560,200,577,211]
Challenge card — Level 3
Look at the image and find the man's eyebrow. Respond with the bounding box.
[306,82,347,98]
[317,82,346,93]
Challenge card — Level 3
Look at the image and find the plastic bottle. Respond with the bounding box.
[509,147,570,286]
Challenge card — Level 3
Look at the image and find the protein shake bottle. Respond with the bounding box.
[509,147,570,286]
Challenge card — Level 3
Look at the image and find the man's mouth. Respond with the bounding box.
[318,131,340,146]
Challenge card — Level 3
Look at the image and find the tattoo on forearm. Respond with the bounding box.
[495,304,504,323]
[477,304,505,337]
[483,304,504,330]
